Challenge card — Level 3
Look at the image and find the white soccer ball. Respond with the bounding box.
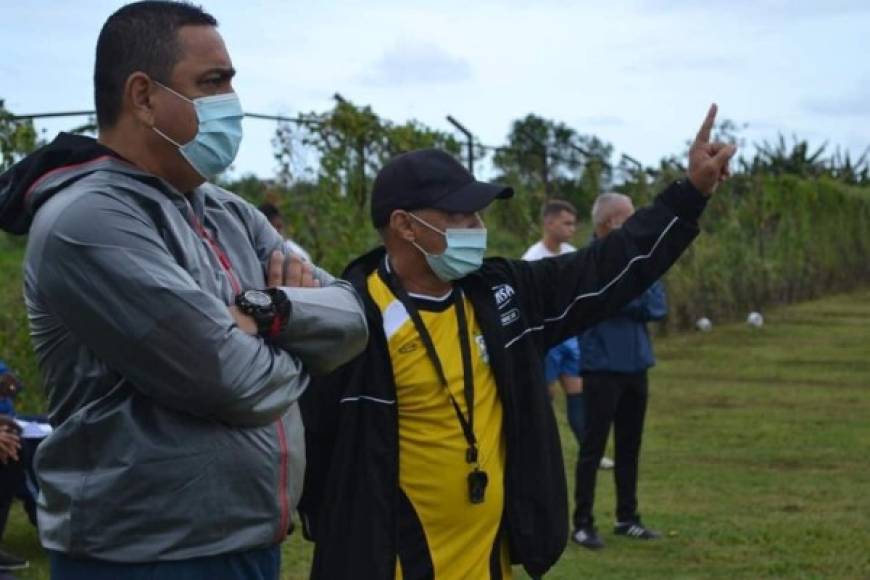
[696,317,713,332]
[747,312,764,328]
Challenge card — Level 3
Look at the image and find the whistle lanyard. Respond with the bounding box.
[379,259,480,466]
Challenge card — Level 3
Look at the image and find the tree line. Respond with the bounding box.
[2,96,870,333]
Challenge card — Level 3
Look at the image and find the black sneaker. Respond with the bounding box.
[572,526,605,550]
[614,520,662,540]
[0,548,29,571]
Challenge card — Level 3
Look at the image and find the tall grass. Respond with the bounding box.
[661,175,870,329]
[0,235,41,412]
[1,176,869,404]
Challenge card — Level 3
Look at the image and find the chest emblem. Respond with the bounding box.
[398,340,421,354]
[493,284,516,310]
[500,308,520,327]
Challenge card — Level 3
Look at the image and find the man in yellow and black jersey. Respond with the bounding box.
[368,264,511,577]
[299,105,736,579]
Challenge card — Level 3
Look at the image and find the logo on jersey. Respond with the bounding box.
[475,334,490,364]
[398,340,420,354]
[493,284,516,310]
[500,308,520,326]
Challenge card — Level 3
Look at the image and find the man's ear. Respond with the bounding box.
[126,72,157,127]
[0,373,18,397]
[389,210,416,243]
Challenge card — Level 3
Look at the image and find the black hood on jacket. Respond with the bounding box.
[0,133,121,235]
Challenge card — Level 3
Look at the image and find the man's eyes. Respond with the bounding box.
[199,74,234,89]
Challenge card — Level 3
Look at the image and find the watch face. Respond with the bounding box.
[244,290,272,308]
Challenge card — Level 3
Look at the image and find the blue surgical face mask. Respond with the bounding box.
[152,82,244,180]
[408,212,487,281]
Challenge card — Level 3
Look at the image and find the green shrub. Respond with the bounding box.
[0,236,42,413]
[661,175,870,330]
[2,176,869,407]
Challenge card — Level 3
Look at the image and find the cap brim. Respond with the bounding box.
[430,180,514,214]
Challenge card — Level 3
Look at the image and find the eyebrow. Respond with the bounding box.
[198,67,236,81]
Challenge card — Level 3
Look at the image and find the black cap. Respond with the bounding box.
[370,148,514,228]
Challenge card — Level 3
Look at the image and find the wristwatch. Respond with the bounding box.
[235,288,291,339]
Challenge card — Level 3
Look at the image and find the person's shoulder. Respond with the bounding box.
[479,256,526,284]
[521,240,545,261]
[200,183,267,226]
[31,175,147,241]
[647,279,667,295]
[199,182,249,206]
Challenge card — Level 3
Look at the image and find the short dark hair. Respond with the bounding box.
[258,202,281,222]
[541,199,577,220]
[94,1,217,129]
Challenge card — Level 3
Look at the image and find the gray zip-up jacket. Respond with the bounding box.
[0,134,368,561]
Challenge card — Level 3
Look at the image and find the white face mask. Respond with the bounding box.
[408,213,487,281]
[151,81,244,179]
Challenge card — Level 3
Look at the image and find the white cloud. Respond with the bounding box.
[361,40,473,87]
[3,0,868,177]
[802,81,870,117]
[573,115,626,128]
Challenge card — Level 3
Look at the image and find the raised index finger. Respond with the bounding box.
[694,103,718,145]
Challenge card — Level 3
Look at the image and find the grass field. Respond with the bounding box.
[3,289,869,579]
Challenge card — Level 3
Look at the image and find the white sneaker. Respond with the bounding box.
[599,457,614,470]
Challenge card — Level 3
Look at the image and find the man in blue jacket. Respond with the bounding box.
[572,192,668,550]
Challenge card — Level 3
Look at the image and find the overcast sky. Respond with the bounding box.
[2,0,868,180]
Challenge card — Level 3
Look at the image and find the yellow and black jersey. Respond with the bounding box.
[367,269,511,580]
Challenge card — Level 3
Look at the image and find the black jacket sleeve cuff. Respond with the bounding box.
[659,178,709,223]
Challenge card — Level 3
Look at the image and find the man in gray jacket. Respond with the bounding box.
[0,2,368,578]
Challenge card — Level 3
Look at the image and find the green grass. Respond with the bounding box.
[4,289,870,579]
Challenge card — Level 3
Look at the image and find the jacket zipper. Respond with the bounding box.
[273,420,291,542]
[187,210,291,542]
[472,278,530,541]
[188,215,242,295]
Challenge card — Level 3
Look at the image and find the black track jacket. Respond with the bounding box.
[299,179,708,578]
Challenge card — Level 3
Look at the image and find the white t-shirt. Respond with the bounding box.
[522,240,576,261]
[283,238,312,263]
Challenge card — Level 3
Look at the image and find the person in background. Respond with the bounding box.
[522,200,613,471]
[572,193,668,550]
[258,202,312,263]
[0,362,29,573]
